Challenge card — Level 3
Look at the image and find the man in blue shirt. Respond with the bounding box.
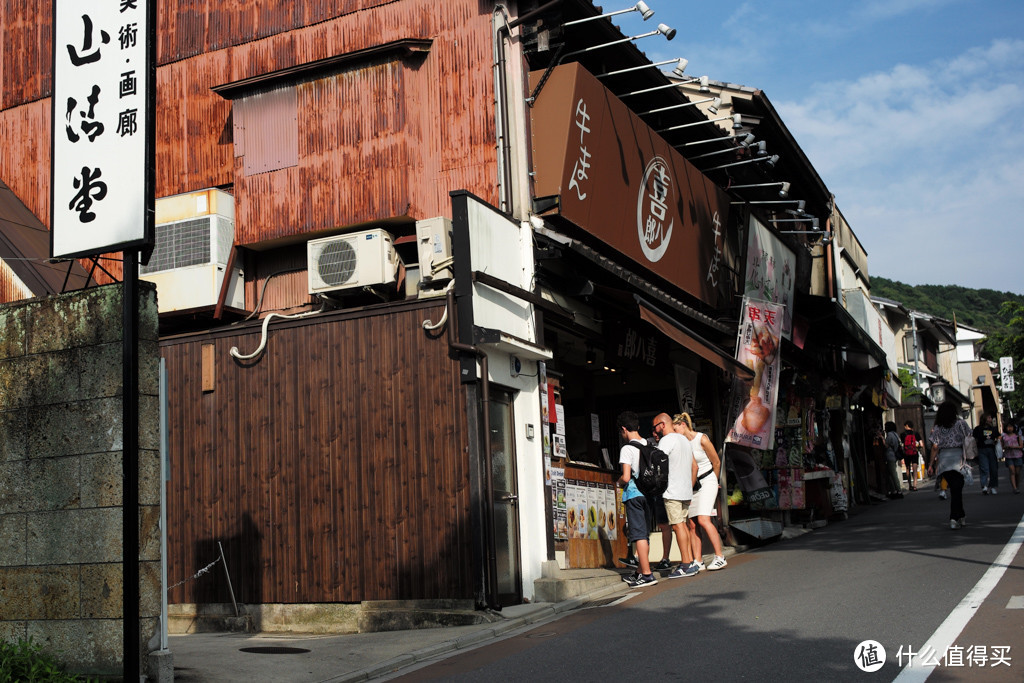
[617,411,657,587]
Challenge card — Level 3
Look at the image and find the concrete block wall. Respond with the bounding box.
[0,283,161,677]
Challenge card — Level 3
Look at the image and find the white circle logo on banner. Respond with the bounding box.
[636,156,674,263]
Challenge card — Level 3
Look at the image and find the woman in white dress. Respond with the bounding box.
[672,413,727,571]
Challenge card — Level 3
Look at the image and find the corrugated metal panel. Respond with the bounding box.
[234,85,298,176]
[2,0,500,286]
[161,301,473,603]
[158,0,398,63]
[0,259,31,302]
[0,0,53,109]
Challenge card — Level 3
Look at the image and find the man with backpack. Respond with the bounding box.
[616,411,662,588]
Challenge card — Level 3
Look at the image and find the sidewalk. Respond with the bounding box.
[167,578,632,683]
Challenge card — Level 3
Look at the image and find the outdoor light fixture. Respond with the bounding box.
[702,153,778,172]
[598,58,680,78]
[730,200,806,212]
[687,135,755,161]
[774,217,820,229]
[729,181,790,197]
[620,74,705,98]
[639,96,722,116]
[678,132,752,148]
[657,113,742,134]
[559,22,676,60]
[563,1,655,26]
[671,58,689,78]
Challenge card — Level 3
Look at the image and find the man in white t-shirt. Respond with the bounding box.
[653,412,699,579]
[616,411,658,588]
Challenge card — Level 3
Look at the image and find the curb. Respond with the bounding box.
[326,547,748,682]
[323,581,630,682]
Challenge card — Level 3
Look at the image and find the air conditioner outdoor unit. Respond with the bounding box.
[416,216,453,283]
[307,228,400,294]
[140,189,244,313]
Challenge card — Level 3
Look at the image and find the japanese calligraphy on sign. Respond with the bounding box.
[567,98,592,201]
[636,156,674,263]
[744,216,795,340]
[726,297,785,450]
[51,0,152,259]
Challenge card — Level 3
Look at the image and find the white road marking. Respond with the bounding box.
[1007,596,1024,610]
[893,512,1024,682]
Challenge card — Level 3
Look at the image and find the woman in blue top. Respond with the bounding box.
[927,400,972,529]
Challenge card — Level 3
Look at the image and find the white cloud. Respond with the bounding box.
[775,40,1024,292]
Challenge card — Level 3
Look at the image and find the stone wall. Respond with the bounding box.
[0,283,161,677]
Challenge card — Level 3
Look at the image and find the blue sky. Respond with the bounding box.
[609,0,1024,295]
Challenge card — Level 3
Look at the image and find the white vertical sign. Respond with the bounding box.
[51,0,151,258]
[1001,356,1015,392]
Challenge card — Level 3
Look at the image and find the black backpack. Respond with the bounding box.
[631,439,670,497]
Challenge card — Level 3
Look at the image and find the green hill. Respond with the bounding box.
[870,276,1024,336]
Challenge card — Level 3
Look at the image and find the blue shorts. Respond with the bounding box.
[625,496,653,542]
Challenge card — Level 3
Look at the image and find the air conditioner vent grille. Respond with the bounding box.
[317,239,358,286]
[141,217,214,274]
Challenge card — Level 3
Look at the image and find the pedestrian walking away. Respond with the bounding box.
[674,412,728,570]
[998,421,1023,493]
[901,421,922,490]
[927,400,971,529]
[883,422,905,498]
[973,413,1000,494]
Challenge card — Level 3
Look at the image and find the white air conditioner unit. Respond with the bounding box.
[307,228,400,294]
[416,216,453,283]
[140,189,244,313]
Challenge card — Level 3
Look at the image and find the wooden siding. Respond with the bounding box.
[160,300,474,603]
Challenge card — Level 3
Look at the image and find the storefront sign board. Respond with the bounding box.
[530,63,733,308]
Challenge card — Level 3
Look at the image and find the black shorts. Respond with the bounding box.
[654,496,669,526]
[902,455,918,468]
[624,496,653,542]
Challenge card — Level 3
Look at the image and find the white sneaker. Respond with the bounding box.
[938,490,947,499]
[991,488,997,495]
[707,555,728,571]
[692,560,706,573]
[950,519,960,529]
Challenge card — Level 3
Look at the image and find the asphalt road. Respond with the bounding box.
[392,481,1024,682]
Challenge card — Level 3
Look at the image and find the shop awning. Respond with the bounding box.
[635,295,755,381]
[797,294,889,369]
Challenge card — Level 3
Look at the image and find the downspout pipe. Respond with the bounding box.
[444,287,500,611]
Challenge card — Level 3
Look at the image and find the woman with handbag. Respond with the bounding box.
[672,413,727,570]
[927,400,972,529]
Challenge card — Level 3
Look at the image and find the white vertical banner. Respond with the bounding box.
[51,0,152,258]
[1000,356,1015,393]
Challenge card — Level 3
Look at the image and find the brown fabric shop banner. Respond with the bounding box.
[529,63,733,309]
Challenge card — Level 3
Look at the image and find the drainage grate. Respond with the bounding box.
[239,646,311,655]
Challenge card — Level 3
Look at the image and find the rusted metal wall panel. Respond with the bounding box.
[161,301,474,603]
[0,0,53,109]
[234,84,299,177]
[242,245,313,316]
[0,260,31,302]
[158,0,397,63]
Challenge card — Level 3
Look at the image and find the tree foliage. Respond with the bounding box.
[986,301,1024,416]
[870,276,1024,335]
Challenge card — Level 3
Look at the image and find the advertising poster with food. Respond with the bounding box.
[744,217,796,340]
[603,484,617,540]
[586,482,600,540]
[726,297,784,450]
[571,481,587,538]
